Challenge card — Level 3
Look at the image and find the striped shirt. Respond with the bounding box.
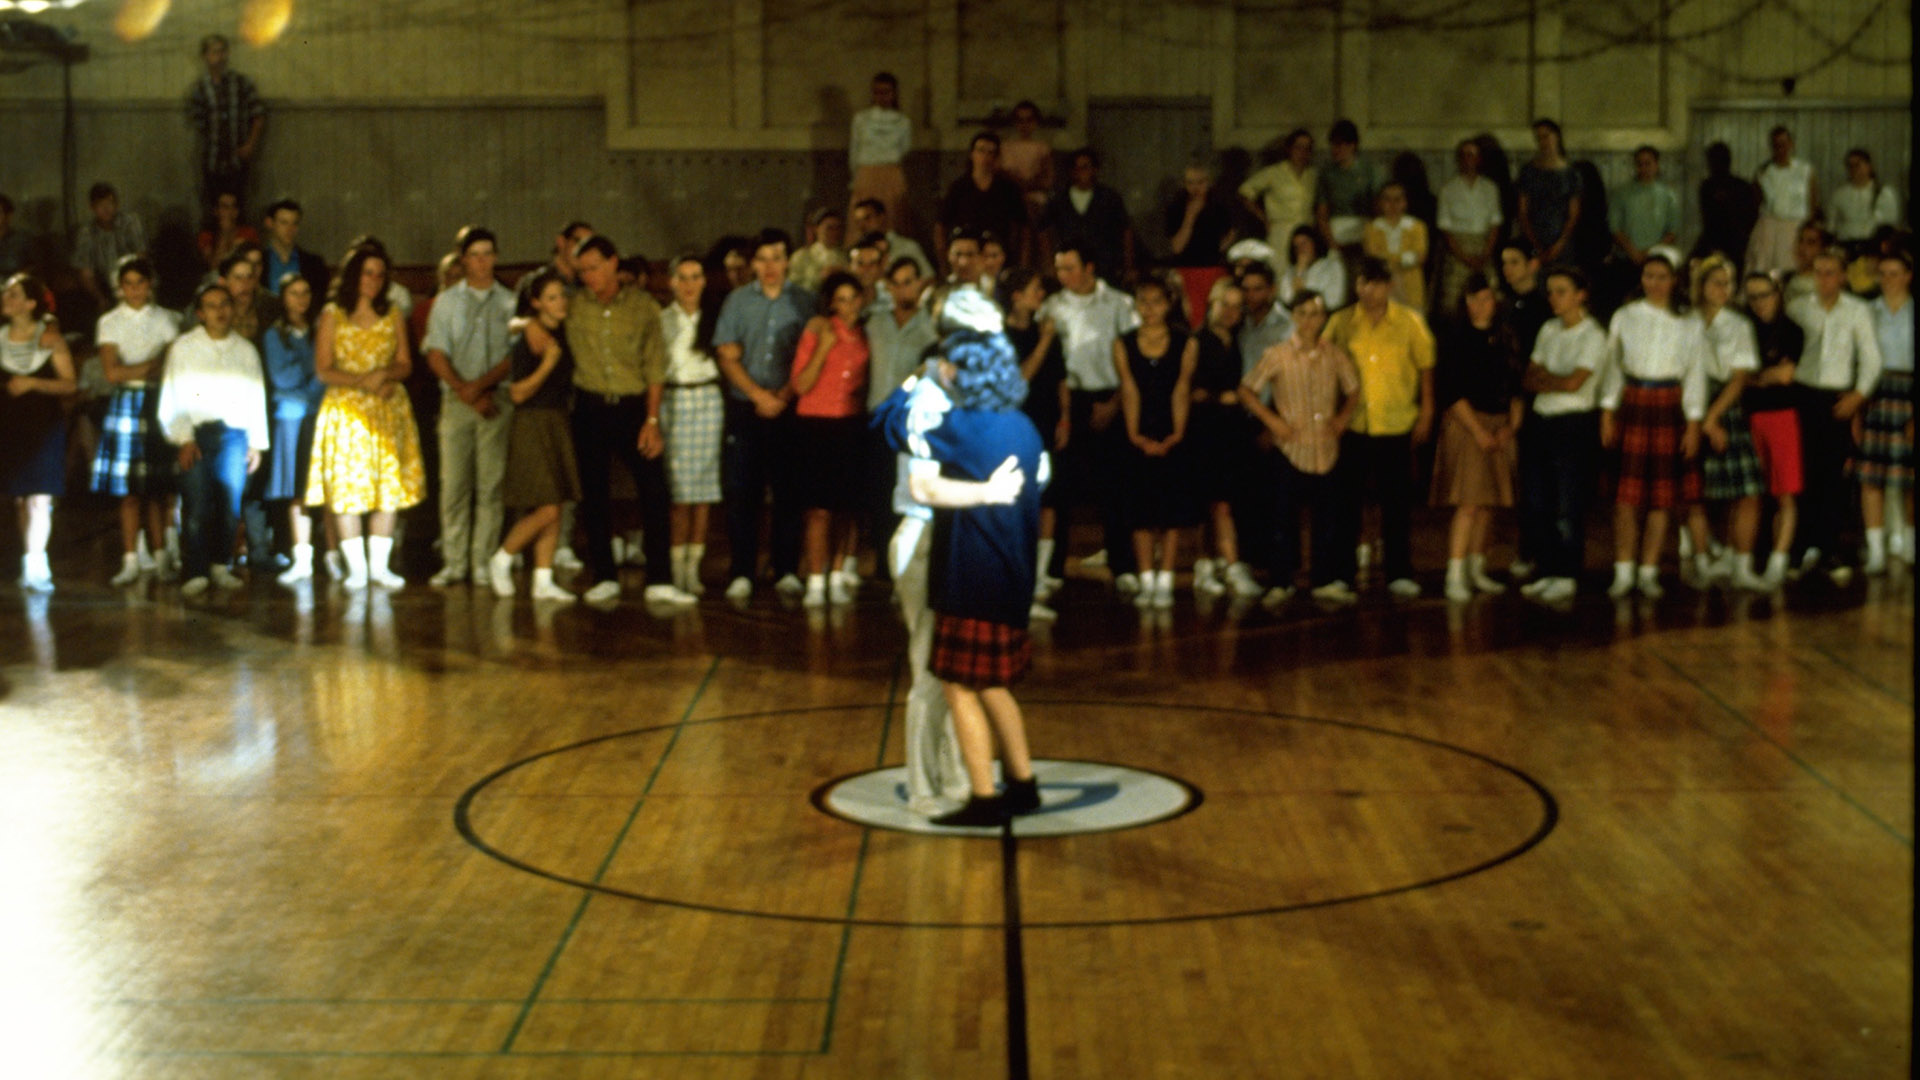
[1241,337,1360,475]
[187,71,265,175]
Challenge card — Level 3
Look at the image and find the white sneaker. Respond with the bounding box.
[775,573,805,597]
[210,564,246,590]
[1536,577,1577,603]
[582,579,621,603]
[1080,548,1109,569]
[180,576,210,597]
[838,555,861,588]
[1467,557,1506,594]
[489,550,516,597]
[1223,561,1262,598]
[1262,585,1294,608]
[1028,600,1058,622]
[1788,547,1820,581]
[1678,530,1694,559]
[1636,565,1664,599]
[1508,559,1535,582]
[1114,572,1141,596]
[324,549,348,581]
[1519,577,1552,598]
[1192,557,1215,588]
[1445,566,1473,602]
[1310,580,1356,604]
[1731,559,1769,591]
[1762,551,1788,589]
[725,576,753,600]
[828,570,855,604]
[1607,563,1635,599]
[802,574,827,608]
[642,583,698,606]
[553,546,583,571]
[531,578,576,603]
[1388,577,1421,599]
[110,554,143,587]
[429,566,467,588]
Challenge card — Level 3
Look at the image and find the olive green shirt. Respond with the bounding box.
[567,285,666,396]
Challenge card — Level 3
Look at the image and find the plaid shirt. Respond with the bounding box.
[188,71,265,175]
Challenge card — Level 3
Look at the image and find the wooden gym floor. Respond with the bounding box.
[0,514,1910,1079]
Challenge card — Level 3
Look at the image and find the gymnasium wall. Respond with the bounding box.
[0,0,1907,267]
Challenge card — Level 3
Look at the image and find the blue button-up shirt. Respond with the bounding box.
[715,280,814,400]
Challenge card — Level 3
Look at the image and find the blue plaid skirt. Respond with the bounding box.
[1701,391,1763,501]
[89,384,173,496]
[662,382,722,504]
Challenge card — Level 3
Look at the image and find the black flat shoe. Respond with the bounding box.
[930,795,1006,827]
[1002,776,1041,815]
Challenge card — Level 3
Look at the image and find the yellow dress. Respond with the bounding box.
[304,304,426,513]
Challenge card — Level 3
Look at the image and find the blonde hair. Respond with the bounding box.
[1690,254,1735,305]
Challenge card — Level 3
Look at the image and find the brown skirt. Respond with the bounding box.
[502,406,581,509]
[1431,409,1516,508]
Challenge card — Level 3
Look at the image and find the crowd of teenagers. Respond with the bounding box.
[1,71,1911,619]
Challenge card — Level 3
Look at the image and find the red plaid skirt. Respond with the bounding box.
[930,615,1032,688]
[1614,381,1702,510]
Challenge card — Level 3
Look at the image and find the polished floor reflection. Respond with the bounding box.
[1,531,1910,1078]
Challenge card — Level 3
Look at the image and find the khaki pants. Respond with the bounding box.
[437,393,511,573]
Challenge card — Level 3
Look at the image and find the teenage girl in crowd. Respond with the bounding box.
[1113,276,1199,609]
[261,271,328,584]
[791,270,871,607]
[660,255,725,596]
[1856,250,1913,573]
[1599,252,1708,599]
[2,273,77,592]
[1737,271,1805,587]
[488,268,581,603]
[1682,255,1762,587]
[1000,266,1067,612]
[1187,281,1262,599]
[91,255,180,585]
[1431,273,1523,601]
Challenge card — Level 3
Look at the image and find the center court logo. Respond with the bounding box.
[812,758,1202,836]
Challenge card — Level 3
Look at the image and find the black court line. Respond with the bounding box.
[495,655,724,1052]
[1000,819,1031,1080]
[456,699,1560,929]
[1809,644,1915,706]
[1652,649,1913,849]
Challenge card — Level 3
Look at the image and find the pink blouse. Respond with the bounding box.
[791,316,869,419]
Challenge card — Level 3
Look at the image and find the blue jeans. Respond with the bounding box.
[178,423,251,579]
[1519,410,1599,579]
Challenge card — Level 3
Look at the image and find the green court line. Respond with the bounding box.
[1809,644,1914,707]
[497,655,725,1053]
[1653,650,1913,849]
[817,656,905,1054]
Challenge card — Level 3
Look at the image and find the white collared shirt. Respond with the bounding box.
[155,326,270,449]
[661,302,719,385]
[1693,307,1759,383]
[1436,174,1503,235]
[849,107,912,168]
[96,302,181,389]
[1600,300,1710,420]
[1788,291,1883,394]
[1039,280,1139,391]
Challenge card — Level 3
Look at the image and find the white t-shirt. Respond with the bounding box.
[1040,280,1139,391]
[1529,315,1607,416]
[1756,159,1814,221]
[1693,308,1759,384]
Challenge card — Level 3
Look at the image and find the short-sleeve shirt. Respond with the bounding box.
[1038,280,1139,392]
[1163,195,1235,268]
[1239,162,1317,249]
[1609,181,1682,252]
[95,302,180,389]
[1324,301,1437,436]
[508,326,574,412]
[1873,296,1913,375]
[1315,159,1384,235]
[1529,315,1607,416]
[791,316,869,419]
[421,280,516,388]
[714,281,814,400]
[187,70,265,176]
[1436,175,1503,236]
[1516,163,1582,248]
[1241,337,1360,474]
[72,213,147,284]
[866,305,939,410]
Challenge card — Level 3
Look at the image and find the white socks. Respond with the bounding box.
[1608,561,1635,598]
[341,537,369,588]
[278,543,314,584]
[1864,528,1887,574]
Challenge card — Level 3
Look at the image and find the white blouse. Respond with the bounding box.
[1756,159,1814,221]
[154,327,270,450]
[1827,182,1901,242]
[661,303,719,385]
[1600,300,1710,420]
[1436,175,1503,236]
[96,303,181,389]
[849,107,912,169]
[1692,308,1759,384]
[1279,256,1349,312]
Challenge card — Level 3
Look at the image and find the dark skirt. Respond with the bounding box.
[1185,402,1252,505]
[792,414,867,512]
[1,394,67,497]
[930,614,1032,688]
[502,406,581,508]
[1124,442,1203,530]
[1614,382,1701,510]
[1850,371,1913,491]
[1700,390,1763,501]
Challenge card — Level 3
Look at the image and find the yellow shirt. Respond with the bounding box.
[1325,301,1435,436]
[567,285,666,397]
[1239,162,1317,250]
